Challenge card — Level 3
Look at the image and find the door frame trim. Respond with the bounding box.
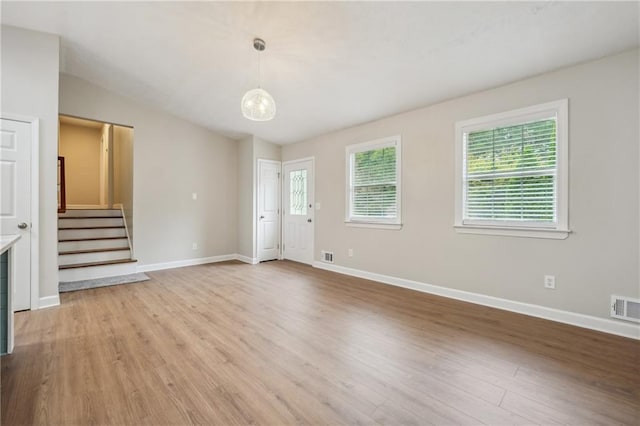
[281,157,315,265]
[256,158,282,262]
[1,114,40,310]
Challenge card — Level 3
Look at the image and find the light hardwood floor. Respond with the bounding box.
[2,260,639,425]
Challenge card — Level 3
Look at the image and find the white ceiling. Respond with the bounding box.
[2,1,638,144]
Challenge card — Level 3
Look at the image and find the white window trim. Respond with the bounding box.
[345,135,402,229]
[454,99,569,239]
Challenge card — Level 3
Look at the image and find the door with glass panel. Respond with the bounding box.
[282,159,314,265]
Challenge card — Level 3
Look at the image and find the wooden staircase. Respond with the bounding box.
[58,209,137,282]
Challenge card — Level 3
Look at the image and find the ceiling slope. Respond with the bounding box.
[2,1,638,144]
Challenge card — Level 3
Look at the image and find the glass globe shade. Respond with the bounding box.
[241,88,276,121]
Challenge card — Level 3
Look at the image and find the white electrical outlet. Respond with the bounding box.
[192,192,198,200]
[544,275,556,289]
[192,242,198,250]
[348,248,353,257]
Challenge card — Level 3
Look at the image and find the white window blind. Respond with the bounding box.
[346,136,401,225]
[456,100,568,238]
[464,117,558,226]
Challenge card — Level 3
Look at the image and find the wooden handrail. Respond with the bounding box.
[58,156,66,213]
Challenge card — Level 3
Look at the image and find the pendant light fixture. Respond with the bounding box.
[241,38,276,121]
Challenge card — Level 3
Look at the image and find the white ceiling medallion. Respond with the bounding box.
[241,38,276,122]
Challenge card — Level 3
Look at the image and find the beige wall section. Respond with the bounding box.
[59,122,102,206]
[282,49,640,321]
[100,124,109,206]
[113,125,134,247]
[59,74,238,266]
[237,137,254,260]
[1,25,60,301]
[237,136,281,260]
[254,136,281,163]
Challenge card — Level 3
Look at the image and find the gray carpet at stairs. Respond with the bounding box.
[59,273,150,293]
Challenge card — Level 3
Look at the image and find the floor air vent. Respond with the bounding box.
[610,295,640,323]
[321,251,334,263]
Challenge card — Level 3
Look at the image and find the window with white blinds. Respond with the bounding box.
[455,100,569,239]
[346,136,401,226]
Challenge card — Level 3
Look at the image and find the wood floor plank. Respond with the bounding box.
[2,260,639,425]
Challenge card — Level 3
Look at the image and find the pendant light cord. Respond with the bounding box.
[257,48,261,89]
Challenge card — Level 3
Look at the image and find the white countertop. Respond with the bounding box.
[0,234,21,254]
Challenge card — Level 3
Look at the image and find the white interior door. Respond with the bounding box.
[283,159,314,265]
[0,118,31,311]
[257,159,281,262]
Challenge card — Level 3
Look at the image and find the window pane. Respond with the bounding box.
[351,146,397,219]
[289,170,307,215]
[353,185,397,217]
[465,118,556,223]
[467,119,556,176]
[466,175,555,222]
[353,147,396,186]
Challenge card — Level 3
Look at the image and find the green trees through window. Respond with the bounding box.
[347,135,401,225]
[465,119,557,222]
[352,146,397,218]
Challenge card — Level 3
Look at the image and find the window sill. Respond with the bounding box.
[454,225,570,239]
[345,221,402,230]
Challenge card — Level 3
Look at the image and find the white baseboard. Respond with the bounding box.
[313,262,640,340]
[137,254,237,272]
[236,255,259,265]
[38,295,60,309]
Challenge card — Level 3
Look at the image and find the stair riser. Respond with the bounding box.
[59,262,138,282]
[59,209,122,218]
[58,250,131,266]
[59,228,126,240]
[58,239,129,252]
[59,218,124,228]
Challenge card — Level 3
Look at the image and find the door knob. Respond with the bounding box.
[307,219,312,223]
[259,215,265,219]
[17,222,28,229]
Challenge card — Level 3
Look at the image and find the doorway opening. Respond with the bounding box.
[57,115,135,282]
[58,115,133,212]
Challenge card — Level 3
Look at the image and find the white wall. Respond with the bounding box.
[254,136,281,163]
[237,136,254,260]
[59,74,238,266]
[1,25,60,301]
[113,125,134,247]
[236,136,281,261]
[282,49,640,321]
[58,122,102,206]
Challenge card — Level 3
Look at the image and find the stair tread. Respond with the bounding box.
[59,259,137,270]
[59,247,131,255]
[59,226,125,230]
[59,237,128,242]
[59,216,123,219]
[60,210,120,214]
